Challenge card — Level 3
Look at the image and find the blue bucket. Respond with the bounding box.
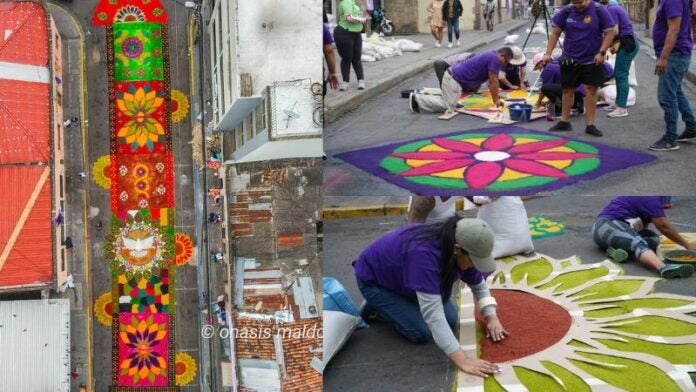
[508,103,533,122]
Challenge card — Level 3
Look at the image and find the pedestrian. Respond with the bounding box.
[648,0,696,151]
[64,119,72,128]
[497,46,527,90]
[354,217,506,377]
[483,0,496,32]
[591,196,695,278]
[542,0,616,137]
[78,171,86,181]
[95,220,102,231]
[410,47,512,113]
[598,0,639,118]
[427,0,446,48]
[433,51,475,86]
[323,20,339,95]
[63,236,73,249]
[334,0,367,91]
[442,0,463,47]
[71,116,79,126]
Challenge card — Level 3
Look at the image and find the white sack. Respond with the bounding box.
[475,196,534,259]
[600,85,636,107]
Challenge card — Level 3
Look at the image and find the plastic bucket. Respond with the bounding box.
[508,103,533,122]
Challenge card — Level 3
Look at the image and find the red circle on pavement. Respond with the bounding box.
[475,289,572,362]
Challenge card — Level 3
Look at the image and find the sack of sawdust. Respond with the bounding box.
[474,196,534,258]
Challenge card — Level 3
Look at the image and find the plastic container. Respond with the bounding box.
[508,103,533,122]
[663,249,696,264]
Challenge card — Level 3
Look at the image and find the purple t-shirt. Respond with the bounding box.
[451,51,501,90]
[652,0,693,57]
[323,23,334,45]
[598,196,666,226]
[552,2,616,64]
[608,5,635,39]
[354,225,484,298]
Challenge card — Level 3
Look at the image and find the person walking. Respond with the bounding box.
[443,0,463,47]
[600,0,639,118]
[542,0,616,137]
[334,0,367,91]
[648,0,696,151]
[428,0,446,47]
[592,196,695,278]
[354,217,506,378]
[483,0,496,32]
[323,22,339,95]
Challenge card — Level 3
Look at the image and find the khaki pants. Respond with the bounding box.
[414,72,462,113]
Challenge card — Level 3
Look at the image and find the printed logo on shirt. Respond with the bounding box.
[583,15,592,23]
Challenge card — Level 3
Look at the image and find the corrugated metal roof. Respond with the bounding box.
[0,2,49,66]
[0,78,51,164]
[0,299,70,392]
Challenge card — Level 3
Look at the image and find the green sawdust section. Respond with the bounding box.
[528,216,566,239]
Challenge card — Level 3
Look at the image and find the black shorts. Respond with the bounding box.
[560,63,605,89]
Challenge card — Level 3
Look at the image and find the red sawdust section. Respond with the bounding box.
[0,78,51,163]
[475,289,572,363]
[0,2,48,66]
[0,166,53,288]
[92,0,168,25]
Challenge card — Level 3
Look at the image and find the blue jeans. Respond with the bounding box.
[657,52,696,141]
[357,278,457,344]
[447,18,460,42]
[614,39,639,108]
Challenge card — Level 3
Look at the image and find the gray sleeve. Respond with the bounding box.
[416,292,461,356]
[469,281,497,318]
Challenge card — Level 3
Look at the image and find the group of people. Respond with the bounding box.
[427,0,464,48]
[352,195,694,378]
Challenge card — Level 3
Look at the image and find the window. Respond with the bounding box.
[255,100,266,135]
[236,124,244,148]
[59,175,64,199]
[244,114,253,142]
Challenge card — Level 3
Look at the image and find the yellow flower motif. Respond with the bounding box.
[175,352,197,386]
[117,86,165,150]
[92,155,111,189]
[93,292,113,327]
[170,89,190,124]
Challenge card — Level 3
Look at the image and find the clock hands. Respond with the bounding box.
[283,101,300,129]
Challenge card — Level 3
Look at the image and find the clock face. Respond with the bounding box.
[271,79,322,138]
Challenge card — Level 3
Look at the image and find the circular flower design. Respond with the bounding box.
[382,133,600,191]
[117,85,165,151]
[119,315,168,384]
[121,37,144,59]
[175,352,197,386]
[170,89,190,124]
[528,215,566,239]
[174,233,193,266]
[458,253,696,391]
[94,292,113,327]
[92,155,111,190]
[106,213,170,280]
[114,5,146,23]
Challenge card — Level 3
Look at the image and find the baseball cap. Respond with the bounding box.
[509,46,526,65]
[532,52,545,70]
[455,219,496,273]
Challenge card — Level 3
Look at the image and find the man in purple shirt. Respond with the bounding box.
[411,48,512,113]
[649,0,696,151]
[354,217,507,377]
[592,196,695,278]
[542,0,616,137]
[323,23,339,96]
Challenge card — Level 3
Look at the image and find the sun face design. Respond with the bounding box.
[92,154,112,189]
[382,133,600,191]
[114,5,146,23]
[457,253,696,391]
[170,89,190,124]
[94,292,113,327]
[174,233,193,266]
[174,352,197,386]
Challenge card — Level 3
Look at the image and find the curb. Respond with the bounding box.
[324,21,530,124]
[322,204,409,220]
[635,35,696,86]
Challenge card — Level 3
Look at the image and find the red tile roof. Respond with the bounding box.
[0,1,53,289]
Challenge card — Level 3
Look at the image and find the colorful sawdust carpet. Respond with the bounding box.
[456,90,546,122]
[457,253,696,391]
[334,126,656,195]
[528,215,566,239]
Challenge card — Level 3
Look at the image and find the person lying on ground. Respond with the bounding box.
[354,217,506,377]
[410,47,513,114]
[591,196,695,278]
[433,52,476,87]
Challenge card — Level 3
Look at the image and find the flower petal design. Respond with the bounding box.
[481,133,515,151]
[390,151,473,161]
[507,139,571,154]
[515,152,597,161]
[432,138,482,153]
[503,158,569,179]
[397,159,475,177]
[464,161,503,189]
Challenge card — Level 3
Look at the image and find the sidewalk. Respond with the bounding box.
[633,24,696,85]
[324,19,530,123]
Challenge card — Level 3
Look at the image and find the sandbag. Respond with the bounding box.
[599,84,636,107]
[323,277,368,328]
[361,54,377,62]
[394,39,423,52]
[474,196,534,259]
[322,310,361,372]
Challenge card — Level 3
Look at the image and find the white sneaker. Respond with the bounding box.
[447,42,453,48]
[607,107,628,118]
[603,104,617,112]
[339,82,348,91]
[456,40,461,47]
[435,41,441,47]
[357,80,365,90]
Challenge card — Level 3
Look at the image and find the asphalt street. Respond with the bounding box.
[323,26,696,196]
[322,196,696,392]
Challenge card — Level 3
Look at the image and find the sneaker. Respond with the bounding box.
[545,103,555,121]
[659,264,694,279]
[603,104,617,112]
[585,125,603,137]
[649,137,680,151]
[607,107,628,118]
[447,42,452,48]
[409,92,420,113]
[456,40,461,47]
[436,41,441,48]
[606,247,628,263]
[357,80,366,90]
[339,81,348,91]
[549,120,572,132]
[676,130,696,142]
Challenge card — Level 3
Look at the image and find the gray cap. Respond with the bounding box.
[455,218,496,273]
